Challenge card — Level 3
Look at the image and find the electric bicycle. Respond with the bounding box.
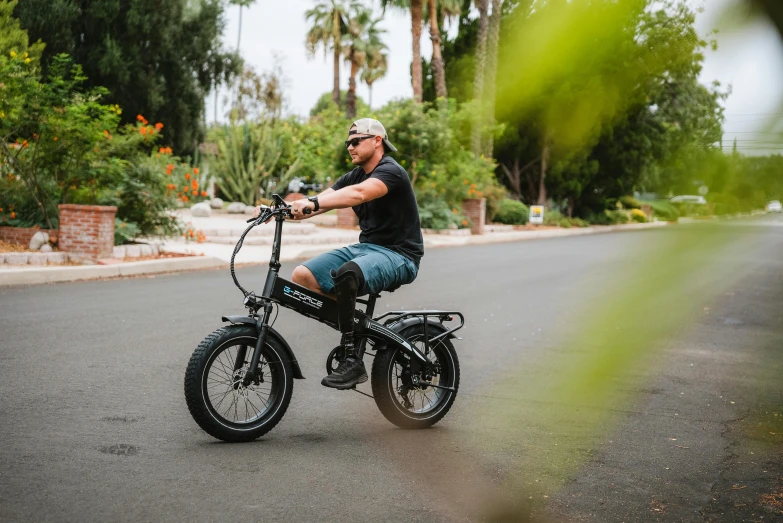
[184,195,465,442]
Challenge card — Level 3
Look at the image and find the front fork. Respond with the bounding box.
[241,301,273,387]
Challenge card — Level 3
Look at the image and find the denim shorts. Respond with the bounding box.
[301,243,419,296]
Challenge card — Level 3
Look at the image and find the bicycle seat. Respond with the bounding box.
[373,282,401,298]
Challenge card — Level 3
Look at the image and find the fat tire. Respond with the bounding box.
[184,325,293,442]
[371,324,460,429]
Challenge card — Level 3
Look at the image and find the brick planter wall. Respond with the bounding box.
[462,198,486,235]
[58,204,117,259]
[337,207,359,228]
[0,226,57,246]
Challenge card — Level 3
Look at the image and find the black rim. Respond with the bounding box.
[388,333,452,416]
[202,338,281,426]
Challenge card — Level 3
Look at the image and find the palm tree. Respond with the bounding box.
[344,9,386,118]
[306,0,356,106]
[425,0,461,99]
[382,0,425,103]
[361,44,388,109]
[483,0,502,158]
[470,0,490,155]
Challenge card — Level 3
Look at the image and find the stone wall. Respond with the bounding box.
[58,204,117,259]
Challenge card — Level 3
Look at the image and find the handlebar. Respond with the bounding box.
[233,194,313,301]
[245,201,311,224]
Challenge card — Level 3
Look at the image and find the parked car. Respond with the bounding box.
[766,200,782,213]
[670,195,707,205]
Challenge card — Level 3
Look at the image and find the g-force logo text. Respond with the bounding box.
[283,286,323,309]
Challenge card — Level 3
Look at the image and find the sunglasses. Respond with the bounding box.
[344,135,376,149]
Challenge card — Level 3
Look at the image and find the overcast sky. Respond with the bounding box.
[205,0,783,154]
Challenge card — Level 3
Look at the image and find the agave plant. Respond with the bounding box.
[210,123,300,205]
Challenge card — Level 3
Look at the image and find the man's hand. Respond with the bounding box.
[290,199,316,220]
[252,206,263,218]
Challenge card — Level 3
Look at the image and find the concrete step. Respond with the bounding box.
[198,222,318,238]
[484,224,515,232]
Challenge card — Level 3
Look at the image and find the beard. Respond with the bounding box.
[350,148,374,165]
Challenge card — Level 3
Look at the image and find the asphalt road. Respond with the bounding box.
[1,218,781,522]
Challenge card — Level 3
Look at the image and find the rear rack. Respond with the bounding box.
[374,310,465,342]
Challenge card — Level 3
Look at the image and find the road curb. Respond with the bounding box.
[0,256,227,286]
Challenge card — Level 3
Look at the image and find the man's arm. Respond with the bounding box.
[289,178,388,218]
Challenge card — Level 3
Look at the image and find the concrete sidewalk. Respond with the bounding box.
[0,216,668,286]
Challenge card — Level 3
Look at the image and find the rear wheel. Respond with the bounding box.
[184,325,293,442]
[371,324,460,429]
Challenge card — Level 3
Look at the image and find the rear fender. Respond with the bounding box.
[222,316,305,379]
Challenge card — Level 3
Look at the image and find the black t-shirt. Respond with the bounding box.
[331,156,424,265]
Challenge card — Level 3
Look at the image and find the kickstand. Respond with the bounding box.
[351,388,374,399]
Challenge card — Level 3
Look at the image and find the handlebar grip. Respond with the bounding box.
[246,216,256,223]
[303,208,312,215]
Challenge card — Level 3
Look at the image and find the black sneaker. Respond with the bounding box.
[321,357,368,390]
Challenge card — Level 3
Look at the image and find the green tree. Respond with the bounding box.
[14,0,241,157]
[306,0,356,106]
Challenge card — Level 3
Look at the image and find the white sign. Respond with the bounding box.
[530,205,544,225]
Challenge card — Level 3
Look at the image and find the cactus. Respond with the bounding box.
[210,123,300,205]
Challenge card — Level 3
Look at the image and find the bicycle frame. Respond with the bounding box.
[227,195,464,385]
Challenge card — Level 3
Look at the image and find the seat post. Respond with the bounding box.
[364,294,379,319]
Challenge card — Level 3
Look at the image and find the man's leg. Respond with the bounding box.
[320,261,368,389]
[292,265,329,296]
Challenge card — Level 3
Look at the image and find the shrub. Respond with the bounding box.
[418,199,468,230]
[494,199,529,225]
[619,196,641,209]
[544,209,565,226]
[630,209,648,223]
[114,218,140,245]
[647,200,679,221]
[604,209,629,224]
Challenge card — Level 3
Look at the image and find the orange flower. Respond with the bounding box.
[462,219,468,226]
[104,129,112,140]
[155,122,163,131]
[191,180,198,189]
[22,140,28,148]
[140,127,147,136]
[53,137,58,141]
[200,191,208,197]
[192,191,198,196]
[136,114,148,125]
[183,185,189,191]
[185,173,190,180]
[11,212,16,219]
[193,168,199,175]
[167,183,175,190]
[182,195,189,202]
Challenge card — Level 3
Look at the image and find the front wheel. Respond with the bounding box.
[184,325,293,442]
[371,324,460,429]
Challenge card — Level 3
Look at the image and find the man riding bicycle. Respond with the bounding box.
[253,118,423,390]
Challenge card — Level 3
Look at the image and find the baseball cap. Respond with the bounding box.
[349,118,397,152]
